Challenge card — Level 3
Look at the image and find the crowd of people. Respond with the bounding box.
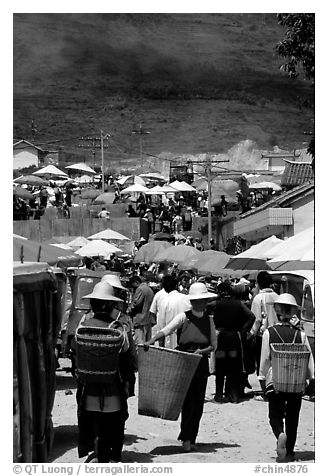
[13,183,73,220]
[14,170,278,228]
[65,263,314,464]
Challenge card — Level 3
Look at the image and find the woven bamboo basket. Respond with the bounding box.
[138,345,202,421]
[76,326,123,383]
[270,343,310,393]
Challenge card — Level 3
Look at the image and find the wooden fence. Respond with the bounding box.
[13,206,143,242]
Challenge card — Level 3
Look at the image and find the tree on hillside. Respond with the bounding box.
[276,13,314,81]
[276,13,315,163]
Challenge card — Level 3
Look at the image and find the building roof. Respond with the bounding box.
[239,180,314,219]
[13,139,45,152]
[13,139,58,154]
[281,160,314,188]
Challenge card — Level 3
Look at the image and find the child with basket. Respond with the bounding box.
[258,293,314,463]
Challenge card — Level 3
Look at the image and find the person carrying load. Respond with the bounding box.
[258,293,314,463]
[74,281,135,463]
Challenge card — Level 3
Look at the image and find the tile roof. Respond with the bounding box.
[281,160,314,187]
[239,180,314,218]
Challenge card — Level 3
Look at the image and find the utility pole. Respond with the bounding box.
[187,155,229,247]
[131,122,151,162]
[100,130,111,193]
[78,133,110,192]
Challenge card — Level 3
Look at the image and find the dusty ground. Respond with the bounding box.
[49,359,314,464]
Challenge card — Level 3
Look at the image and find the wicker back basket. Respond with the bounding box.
[270,343,310,393]
[138,345,202,421]
[76,324,124,383]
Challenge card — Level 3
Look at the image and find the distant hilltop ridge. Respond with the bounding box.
[14,13,313,162]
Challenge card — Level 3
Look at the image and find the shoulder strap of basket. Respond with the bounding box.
[271,326,299,344]
[271,326,285,343]
[292,330,298,343]
[108,312,126,352]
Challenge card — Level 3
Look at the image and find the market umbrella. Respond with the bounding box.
[80,188,101,199]
[152,232,176,243]
[192,177,208,191]
[193,250,232,275]
[88,229,130,241]
[133,241,173,264]
[13,236,81,268]
[14,175,49,186]
[153,244,201,264]
[65,163,96,174]
[267,227,314,271]
[49,243,73,250]
[74,175,94,184]
[139,172,165,181]
[66,236,90,249]
[249,182,282,192]
[94,192,116,205]
[120,184,149,194]
[159,184,178,194]
[145,185,165,195]
[76,240,122,258]
[181,230,203,240]
[13,186,33,200]
[225,235,284,271]
[170,180,196,192]
[33,165,68,178]
[117,175,146,186]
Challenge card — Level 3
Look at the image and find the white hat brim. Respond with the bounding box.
[82,293,123,302]
[188,292,217,300]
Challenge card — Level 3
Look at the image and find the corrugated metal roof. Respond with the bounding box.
[281,160,314,187]
[239,180,314,218]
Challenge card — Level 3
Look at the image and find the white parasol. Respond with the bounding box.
[76,240,122,258]
[65,163,96,174]
[33,165,68,178]
[88,228,130,241]
[120,184,149,194]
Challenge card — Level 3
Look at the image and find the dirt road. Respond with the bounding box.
[49,361,314,464]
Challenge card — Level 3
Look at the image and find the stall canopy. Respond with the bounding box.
[145,185,166,195]
[14,175,49,186]
[133,241,173,264]
[153,244,201,264]
[65,163,96,174]
[225,235,284,271]
[268,227,314,271]
[13,236,82,268]
[94,192,116,205]
[74,175,94,184]
[80,188,101,199]
[249,182,282,192]
[13,186,34,200]
[117,175,146,186]
[76,239,122,258]
[169,180,196,192]
[185,250,232,275]
[33,165,68,178]
[120,184,149,194]
[66,236,90,249]
[88,228,130,241]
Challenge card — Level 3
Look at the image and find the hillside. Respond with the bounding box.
[13,13,314,170]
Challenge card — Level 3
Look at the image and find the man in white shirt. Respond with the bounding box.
[149,281,168,339]
[98,207,110,219]
[158,275,191,349]
[250,271,278,375]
